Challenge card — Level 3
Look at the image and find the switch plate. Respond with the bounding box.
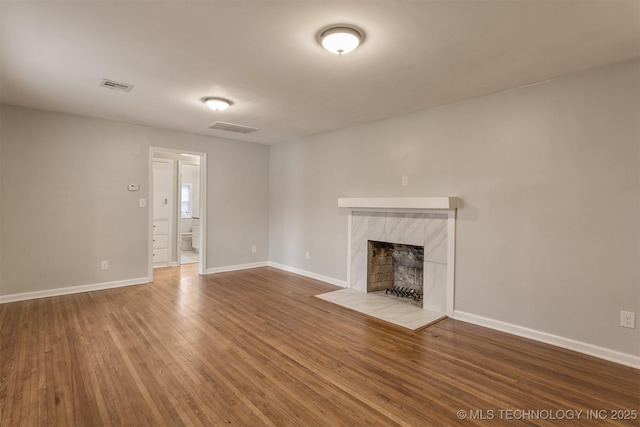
[252,246,257,253]
[128,184,139,191]
[139,198,146,208]
[305,251,310,260]
[402,176,409,186]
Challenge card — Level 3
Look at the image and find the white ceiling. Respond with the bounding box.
[1,1,639,145]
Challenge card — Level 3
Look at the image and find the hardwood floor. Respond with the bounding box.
[1,265,638,426]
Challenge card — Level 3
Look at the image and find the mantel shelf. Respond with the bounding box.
[337,197,458,210]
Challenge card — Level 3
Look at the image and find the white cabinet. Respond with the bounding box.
[153,235,168,249]
[192,217,200,252]
[153,219,169,265]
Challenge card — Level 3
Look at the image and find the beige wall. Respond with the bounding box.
[0,105,270,295]
[269,60,640,356]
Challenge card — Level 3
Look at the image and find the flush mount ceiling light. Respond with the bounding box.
[203,97,232,111]
[317,25,364,55]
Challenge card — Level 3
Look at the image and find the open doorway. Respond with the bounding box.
[178,160,201,265]
[149,148,206,278]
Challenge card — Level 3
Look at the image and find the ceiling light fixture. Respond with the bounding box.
[318,25,364,55]
[203,97,232,111]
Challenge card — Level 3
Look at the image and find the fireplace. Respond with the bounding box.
[368,240,424,308]
[339,197,458,317]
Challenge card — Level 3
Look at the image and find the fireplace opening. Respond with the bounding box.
[367,240,425,308]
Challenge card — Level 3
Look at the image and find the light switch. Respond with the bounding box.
[128,184,140,191]
[139,198,146,208]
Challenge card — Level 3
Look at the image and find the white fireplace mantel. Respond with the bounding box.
[338,197,457,210]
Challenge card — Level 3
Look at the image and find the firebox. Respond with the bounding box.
[367,240,424,308]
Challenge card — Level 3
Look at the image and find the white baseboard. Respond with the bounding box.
[268,262,347,288]
[0,277,150,304]
[205,261,269,274]
[454,310,640,369]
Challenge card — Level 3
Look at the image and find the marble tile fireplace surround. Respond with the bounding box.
[339,197,458,318]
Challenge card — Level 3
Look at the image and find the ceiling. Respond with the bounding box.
[1,1,639,145]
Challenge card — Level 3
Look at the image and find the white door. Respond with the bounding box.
[153,160,174,267]
[153,160,173,219]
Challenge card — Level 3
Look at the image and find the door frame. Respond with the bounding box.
[148,147,207,280]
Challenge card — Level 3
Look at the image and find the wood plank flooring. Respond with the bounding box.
[0,265,638,426]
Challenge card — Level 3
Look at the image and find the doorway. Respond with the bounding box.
[149,148,207,278]
[178,160,201,266]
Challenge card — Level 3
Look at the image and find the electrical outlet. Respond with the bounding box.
[305,251,310,260]
[252,246,257,253]
[101,260,109,270]
[402,175,409,186]
[621,311,635,329]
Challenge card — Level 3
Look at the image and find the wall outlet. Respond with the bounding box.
[252,245,257,253]
[305,251,310,260]
[620,311,635,329]
[101,260,109,270]
[402,175,409,187]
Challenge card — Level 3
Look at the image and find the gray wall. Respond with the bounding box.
[0,113,2,294]
[269,60,639,356]
[1,61,637,358]
[0,105,269,295]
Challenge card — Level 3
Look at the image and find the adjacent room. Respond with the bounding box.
[1,1,638,425]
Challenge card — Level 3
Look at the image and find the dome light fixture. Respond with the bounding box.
[203,97,232,111]
[318,25,364,55]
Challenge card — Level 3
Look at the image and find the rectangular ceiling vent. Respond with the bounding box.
[207,121,259,134]
[100,78,134,92]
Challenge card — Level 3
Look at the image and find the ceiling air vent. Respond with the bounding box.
[207,121,259,134]
[100,78,134,92]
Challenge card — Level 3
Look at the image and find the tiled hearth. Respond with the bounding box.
[318,197,458,330]
[315,289,444,330]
